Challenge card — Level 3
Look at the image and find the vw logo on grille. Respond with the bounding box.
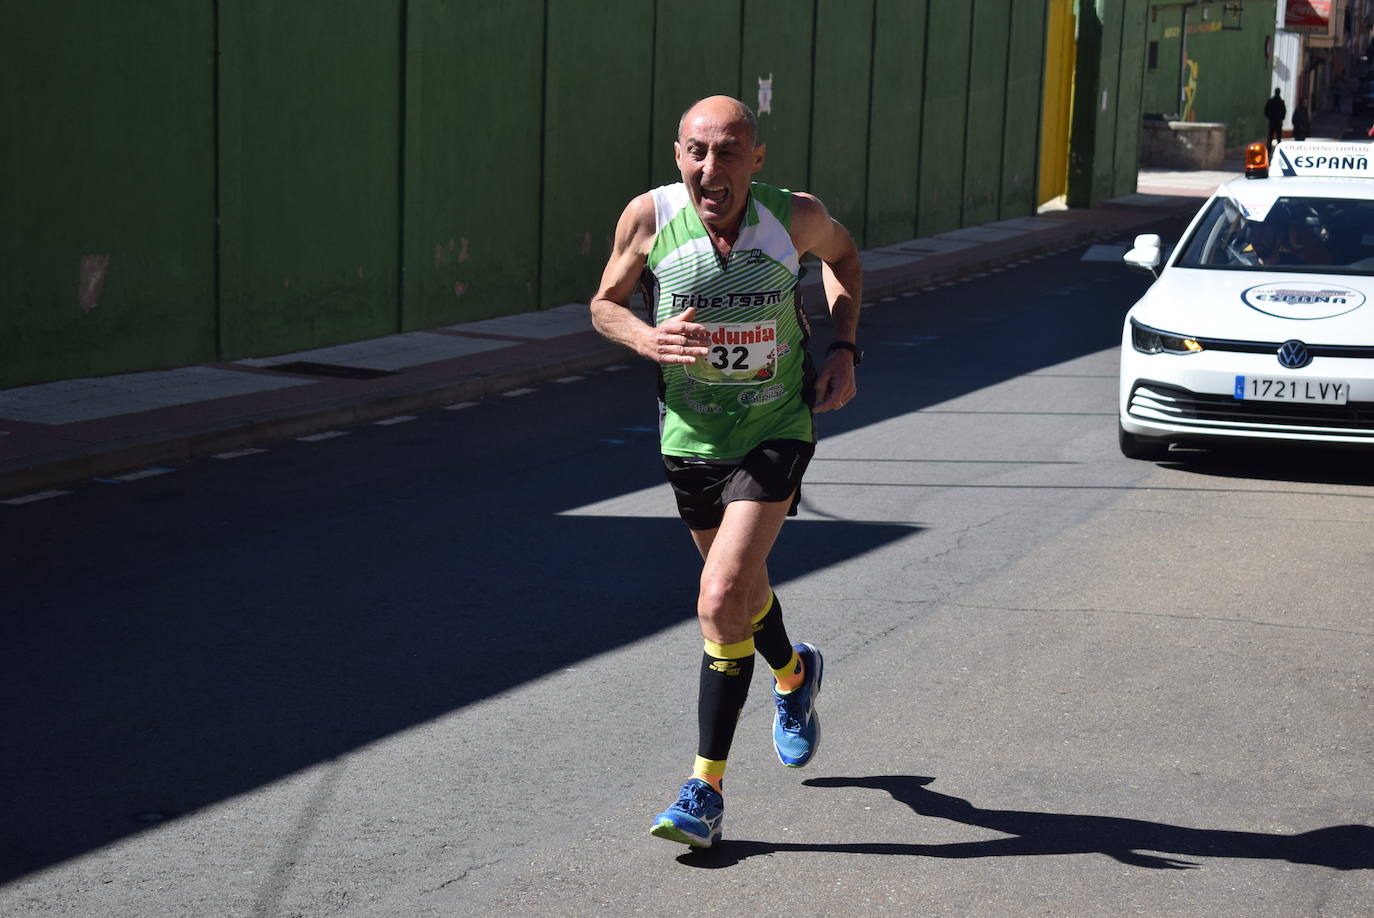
[1277,339,1312,369]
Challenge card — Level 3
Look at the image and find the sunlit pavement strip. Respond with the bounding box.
[2,490,70,505]
[96,467,175,483]
[0,367,314,425]
[373,416,416,425]
[236,330,514,371]
[213,448,268,460]
[443,301,591,339]
[297,431,348,442]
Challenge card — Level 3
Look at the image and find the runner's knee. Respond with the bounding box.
[697,571,754,637]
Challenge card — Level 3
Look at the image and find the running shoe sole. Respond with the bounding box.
[649,817,719,848]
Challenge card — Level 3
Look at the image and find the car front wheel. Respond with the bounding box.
[1119,423,1172,461]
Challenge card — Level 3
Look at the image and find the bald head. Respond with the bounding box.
[678,95,758,147]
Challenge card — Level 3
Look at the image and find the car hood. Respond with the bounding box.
[1131,267,1374,344]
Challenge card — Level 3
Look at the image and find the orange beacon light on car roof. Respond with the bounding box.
[1245,143,1269,179]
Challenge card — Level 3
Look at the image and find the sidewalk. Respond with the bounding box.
[0,180,1229,502]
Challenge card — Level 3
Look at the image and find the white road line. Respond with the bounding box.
[444,402,478,410]
[373,416,417,425]
[3,490,71,505]
[298,431,348,442]
[213,448,268,459]
[502,388,535,397]
[103,467,175,482]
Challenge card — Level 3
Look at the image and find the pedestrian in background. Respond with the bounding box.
[1265,88,1287,148]
[1292,100,1310,141]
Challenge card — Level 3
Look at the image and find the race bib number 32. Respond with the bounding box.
[687,322,778,385]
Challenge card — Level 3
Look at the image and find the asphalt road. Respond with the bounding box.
[3,226,1371,917]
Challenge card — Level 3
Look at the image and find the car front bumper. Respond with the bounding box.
[1119,332,1374,446]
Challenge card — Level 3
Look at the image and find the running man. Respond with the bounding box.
[590,95,862,848]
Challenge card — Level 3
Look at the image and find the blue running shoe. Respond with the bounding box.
[649,778,723,848]
[773,641,823,767]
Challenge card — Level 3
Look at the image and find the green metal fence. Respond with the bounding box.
[1,0,1141,389]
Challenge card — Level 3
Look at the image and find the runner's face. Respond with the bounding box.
[675,105,765,234]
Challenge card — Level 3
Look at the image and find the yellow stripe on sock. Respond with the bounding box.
[693,756,727,779]
[749,592,776,627]
[771,650,801,684]
[703,636,755,659]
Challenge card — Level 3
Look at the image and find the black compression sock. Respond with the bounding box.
[696,637,756,775]
[751,592,795,672]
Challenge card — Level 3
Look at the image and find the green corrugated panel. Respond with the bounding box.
[1067,0,1102,208]
[999,0,1046,219]
[809,0,874,247]
[1091,0,1124,205]
[650,0,743,189]
[540,0,653,307]
[0,2,216,388]
[917,2,972,236]
[403,1,545,328]
[865,0,927,247]
[962,0,1010,227]
[1112,0,1149,198]
[741,0,815,192]
[218,1,401,359]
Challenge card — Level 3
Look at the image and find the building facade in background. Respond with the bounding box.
[1140,1,1373,144]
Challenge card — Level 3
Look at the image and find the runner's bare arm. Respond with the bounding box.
[590,194,712,365]
[791,192,862,412]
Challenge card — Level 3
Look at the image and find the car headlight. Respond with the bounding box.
[1131,319,1204,355]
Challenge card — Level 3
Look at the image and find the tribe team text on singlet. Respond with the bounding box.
[644,182,815,459]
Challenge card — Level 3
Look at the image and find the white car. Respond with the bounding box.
[1118,141,1374,459]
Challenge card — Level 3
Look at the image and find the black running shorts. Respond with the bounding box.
[662,438,816,531]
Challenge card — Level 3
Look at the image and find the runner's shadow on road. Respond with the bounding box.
[678,776,1374,871]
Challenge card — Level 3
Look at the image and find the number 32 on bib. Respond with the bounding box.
[687,321,778,385]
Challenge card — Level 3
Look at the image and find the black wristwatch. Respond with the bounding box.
[826,340,863,366]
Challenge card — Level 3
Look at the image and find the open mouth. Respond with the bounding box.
[701,184,728,205]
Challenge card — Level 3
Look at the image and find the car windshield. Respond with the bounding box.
[1175,195,1374,275]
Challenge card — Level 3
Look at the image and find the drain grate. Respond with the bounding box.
[270,361,398,380]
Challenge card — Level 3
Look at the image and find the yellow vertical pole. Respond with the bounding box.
[1039,0,1076,205]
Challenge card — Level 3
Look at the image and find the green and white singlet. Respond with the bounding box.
[645,181,815,459]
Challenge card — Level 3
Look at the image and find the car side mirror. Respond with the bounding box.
[1123,234,1162,278]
